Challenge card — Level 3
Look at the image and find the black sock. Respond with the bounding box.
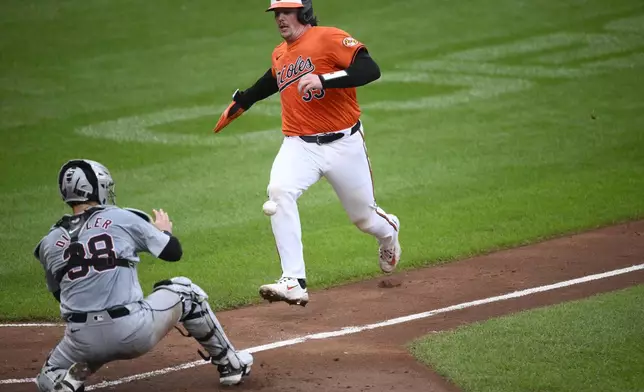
[298,279,307,289]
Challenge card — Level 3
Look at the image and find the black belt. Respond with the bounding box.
[299,120,361,145]
[66,305,130,323]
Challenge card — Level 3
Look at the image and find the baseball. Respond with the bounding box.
[262,200,278,216]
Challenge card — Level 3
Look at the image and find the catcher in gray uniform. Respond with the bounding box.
[33,159,253,392]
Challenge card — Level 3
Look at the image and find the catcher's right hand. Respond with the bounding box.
[213,89,247,133]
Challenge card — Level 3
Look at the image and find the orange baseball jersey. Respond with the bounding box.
[271,26,365,136]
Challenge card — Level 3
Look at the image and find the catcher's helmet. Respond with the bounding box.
[58,159,116,206]
[266,0,318,26]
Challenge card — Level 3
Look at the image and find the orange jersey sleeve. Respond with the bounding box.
[323,27,366,69]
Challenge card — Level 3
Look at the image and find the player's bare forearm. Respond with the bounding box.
[319,48,381,89]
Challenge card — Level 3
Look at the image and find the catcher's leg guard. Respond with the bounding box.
[36,361,90,392]
[152,277,253,385]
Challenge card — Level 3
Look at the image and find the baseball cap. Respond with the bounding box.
[266,0,304,11]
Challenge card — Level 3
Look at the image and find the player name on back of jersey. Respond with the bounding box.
[84,216,112,231]
[53,216,113,249]
[276,56,315,92]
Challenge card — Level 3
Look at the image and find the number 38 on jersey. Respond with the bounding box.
[64,233,117,280]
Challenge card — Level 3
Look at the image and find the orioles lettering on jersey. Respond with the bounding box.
[276,56,315,92]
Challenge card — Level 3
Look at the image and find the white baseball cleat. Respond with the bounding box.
[379,214,401,274]
[259,277,309,307]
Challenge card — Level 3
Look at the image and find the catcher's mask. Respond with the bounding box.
[266,0,318,26]
[58,159,116,206]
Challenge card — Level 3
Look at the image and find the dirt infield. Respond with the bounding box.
[2,220,644,392]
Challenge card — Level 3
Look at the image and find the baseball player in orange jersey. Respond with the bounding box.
[213,0,401,306]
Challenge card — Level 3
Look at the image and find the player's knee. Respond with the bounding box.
[267,183,298,203]
[153,277,207,299]
[153,277,209,319]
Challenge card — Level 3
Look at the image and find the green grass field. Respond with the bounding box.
[410,285,644,392]
[1,0,644,320]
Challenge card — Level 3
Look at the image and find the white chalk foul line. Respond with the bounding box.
[0,378,35,384]
[0,323,62,327]
[2,263,643,388]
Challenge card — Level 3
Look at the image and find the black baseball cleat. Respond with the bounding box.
[217,362,252,386]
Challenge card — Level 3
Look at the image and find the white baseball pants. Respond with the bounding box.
[267,121,398,279]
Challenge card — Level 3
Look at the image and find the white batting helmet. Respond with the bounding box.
[266,0,317,25]
[57,159,116,206]
[266,0,305,11]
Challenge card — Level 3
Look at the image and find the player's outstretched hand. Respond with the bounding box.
[153,209,173,233]
[213,89,247,133]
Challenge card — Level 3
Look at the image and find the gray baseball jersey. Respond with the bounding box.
[34,205,170,316]
[34,205,253,390]
[34,205,184,375]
